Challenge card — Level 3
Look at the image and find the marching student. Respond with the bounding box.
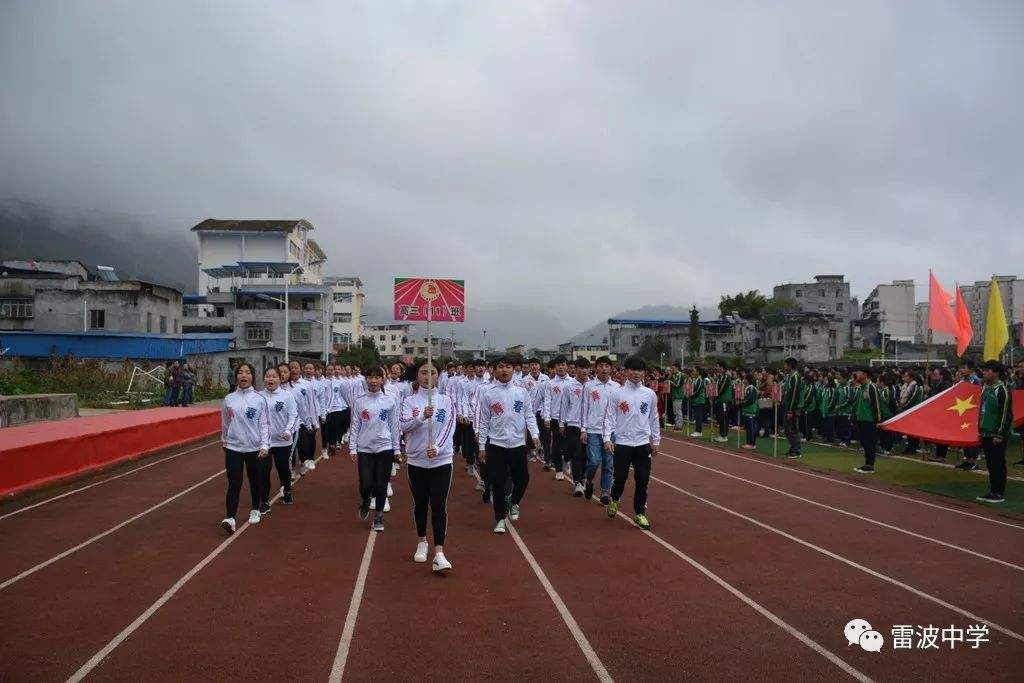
[603,356,660,531]
[780,357,803,458]
[400,361,456,571]
[477,356,541,534]
[689,368,708,437]
[220,363,270,534]
[560,358,589,494]
[259,366,299,507]
[348,367,401,532]
[852,368,882,474]
[738,369,760,449]
[457,361,487,497]
[326,365,349,454]
[541,357,570,476]
[582,356,619,503]
[520,358,549,463]
[289,360,320,474]
[314,364,330,460]
[976,360,1013,504]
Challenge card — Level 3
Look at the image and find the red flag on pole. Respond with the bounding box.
[928,271,959,337]
[954,286,973,357]
[880,382,982,446]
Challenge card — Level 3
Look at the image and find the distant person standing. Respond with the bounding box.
[227,362,237,393]
[852,368,882,474]
[169,360,183,406]
[669,364,684,429]
[780,357,803,458]
[976,360,1013,504]
[180,363,194,406]
[163,361,174,406]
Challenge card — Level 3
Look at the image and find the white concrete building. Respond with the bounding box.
[363,323,411,357]
[325,276,364,349]
[772,275,858,349]
[914,302,956,346]
[862,280,916,342]
[959,276,1024,351]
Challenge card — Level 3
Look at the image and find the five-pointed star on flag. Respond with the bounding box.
[947,395,976,417]
[961,423,970,430]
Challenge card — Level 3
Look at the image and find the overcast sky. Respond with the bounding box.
[1,1,1022,345]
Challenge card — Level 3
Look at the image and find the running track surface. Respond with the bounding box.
[1,435,1022,681]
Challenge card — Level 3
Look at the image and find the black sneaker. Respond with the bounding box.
[282,491,294,505]
[373,512,385,531]
[956,461,979,471]
[787,452,801,459]
[854,465,875,474]
[584,480,594,500]
[358,502,370,520]
[599,494,611,506]
[975,492,1005,504]
[259,502,271,515]
[542,463,552,472]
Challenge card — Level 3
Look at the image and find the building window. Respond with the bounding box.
[818,289,825,297]
[704,340,717,352]
[333,332,352,345]
[246,322,272,342]
[301,297,313,311]
[0,298,33,319]
[631,335,641,347]
[836,302,843,312]
[215,306,225,317]
[333,313,352,323]
[89,309,105,329]
[333,292,353,303]
[159,315,167,333]
[146,311,153,332]
[290,323,312,343]
[811,328,819,335]
[174,319,179,334]
[795,290,802,298]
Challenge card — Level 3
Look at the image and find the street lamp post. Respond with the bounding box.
[482,329,487,362]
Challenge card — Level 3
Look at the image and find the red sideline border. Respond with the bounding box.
[0,408,220,499]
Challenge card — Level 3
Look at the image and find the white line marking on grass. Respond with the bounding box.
[507,522,614,683]
[649,472,1024,644]
[0,439,217,522]
[658,452,1024,572]
[328,530,377,683]
[663,435,1024,531]
[1,468,224,590]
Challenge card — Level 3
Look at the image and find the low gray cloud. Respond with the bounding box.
[1,1,1021,346]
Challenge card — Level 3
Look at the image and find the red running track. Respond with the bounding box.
[0,433,1021,680]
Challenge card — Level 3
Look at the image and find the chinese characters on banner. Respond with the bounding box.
[393,278,466,322]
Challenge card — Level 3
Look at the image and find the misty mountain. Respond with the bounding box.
[569,304,720,346]
[0,199,197,292]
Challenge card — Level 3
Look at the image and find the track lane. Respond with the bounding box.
[340,463,599,681]
[0,440,224,581]
[82,455,365,681]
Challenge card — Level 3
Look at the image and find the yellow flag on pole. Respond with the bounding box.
[983,277,1009,361]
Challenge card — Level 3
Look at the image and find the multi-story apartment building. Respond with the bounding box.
[959,276,1023,351]
[607,316,759,363]
[759,312,844,363]
[363,323,411,358]
[861,279,916,346]
[772,275,857,349]
[325,276,363,349]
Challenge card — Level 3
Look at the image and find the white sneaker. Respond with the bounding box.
[220,517,236,534]
[248,509,261,525]
[369,498,377,510]
[474,481,485,491]
[414,541,429,563]
[300,461,311,475]
[509,504,520,521]
[574,482,584,496]
[493,519,506,534]
[342,433,349,443]
[387,483,394,497]
[714,437,728,443]
[690,432,702,438]
[321,448,328,459]
[432,551,452,572]
[323,451,330,460]
[383,498,391,513]
[307,459,316,471]
[391,463,398,476]
[554,472,565,481]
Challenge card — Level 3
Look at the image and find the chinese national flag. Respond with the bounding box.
[954,286,972,357]
[880,382,982,447]
[928,271,959,337]
[1015,390,1024,429]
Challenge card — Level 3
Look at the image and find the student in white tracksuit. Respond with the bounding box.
[581,356,619,504]
[400,361,456,572]
[220,363,270,534]
[349,367,401,531]
[326,365,349,451]
[259,366,299,508]
[602,356,661,531]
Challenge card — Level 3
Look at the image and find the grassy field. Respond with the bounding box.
[666,422,1024,514]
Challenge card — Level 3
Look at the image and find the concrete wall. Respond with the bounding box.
[0,393,78,428]
[863,282,915,340]
[774,277,855,347]
[231,306,327,355]
[0,274,82,331]
[34,286,182,334]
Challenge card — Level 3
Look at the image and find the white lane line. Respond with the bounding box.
[67,456,323,682]
[613,510,872,683]
[1,468,224,591]
[328,530,377,683]
[507,522,614,683]
[663,435,1024,531]
[0,438,218,522]
[658,452,1024,573]
[648,473,1024,644]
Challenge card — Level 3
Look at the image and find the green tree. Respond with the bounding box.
[718,290,768,319]
[762,297,801,326]
[636,336,671,365]
[687,306,701,359]
[335,337,382,369]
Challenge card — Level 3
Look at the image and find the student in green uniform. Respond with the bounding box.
[875,372,897,455]
[818,374,837,444]
[738,369,760,449]
[852,368,883,473]
[690,368,708,437]
[780,357,803,458]
[669,364,685,429]
[714,365,734,443]
[897,370,924,454]
[976,360,1013,503]
[834,369,853,447]
[800,370,819,441]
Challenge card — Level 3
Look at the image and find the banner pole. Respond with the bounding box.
[427,290,434,447]
[773,401,779,458]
